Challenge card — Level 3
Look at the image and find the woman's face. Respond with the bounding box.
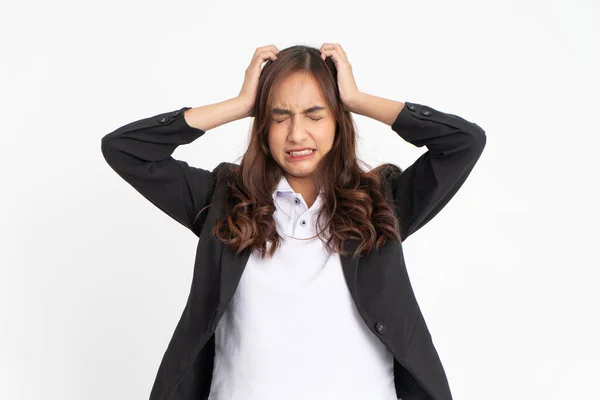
[267,71,336,179]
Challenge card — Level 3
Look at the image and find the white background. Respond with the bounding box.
[2,0,599,399]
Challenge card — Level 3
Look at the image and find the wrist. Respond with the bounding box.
[234,96,253,118]
[346,91,368,115]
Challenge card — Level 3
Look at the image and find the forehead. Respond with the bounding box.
[271,71,326,107]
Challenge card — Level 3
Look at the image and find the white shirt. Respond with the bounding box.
[207,174,397,400]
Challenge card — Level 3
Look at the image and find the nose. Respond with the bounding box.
[287,116,310,142]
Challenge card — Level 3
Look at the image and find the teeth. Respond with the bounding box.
[289,149,314,156]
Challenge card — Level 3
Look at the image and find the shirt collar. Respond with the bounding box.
[272,174,325,197]
[274,174,296,195]
[272,174,325,220]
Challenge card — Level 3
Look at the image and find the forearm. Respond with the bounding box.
[183,96,250,132]
[348,92,405,126]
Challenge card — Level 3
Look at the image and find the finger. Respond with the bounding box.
[263,49,278,60]
[248,50,277,72]
[256,45,280,54]
[320,45,347,63]
[320,42,336,51]
[321,48,345,65]
[335,43,348,60]
[262,50,278,68]
[320,43,345,56]
[321,49,336,65]
[254,49,278,64]
[320,43,335,56]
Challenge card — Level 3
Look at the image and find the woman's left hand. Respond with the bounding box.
[320,43,361,112]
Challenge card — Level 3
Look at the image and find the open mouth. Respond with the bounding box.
[286,149,316,156]
[285,149,316,160]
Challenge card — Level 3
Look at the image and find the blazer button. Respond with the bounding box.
[300,219,307,227]
[375,322,386,335]
[172,110,181,117]
[420,109,431,116]
[294,197,300,204]
[158,116,169,124]
[407,104,416,111]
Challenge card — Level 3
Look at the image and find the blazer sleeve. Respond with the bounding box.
[100,106,218,237]
[388,101,486,242]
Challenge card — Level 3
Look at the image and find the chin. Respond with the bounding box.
[282,164,317,177]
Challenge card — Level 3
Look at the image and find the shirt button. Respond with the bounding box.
[375,322,386,335]
[294,197,300,204]
[300,219,307,227]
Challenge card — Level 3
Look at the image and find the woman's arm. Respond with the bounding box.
[350,92,487,242]
[346,92,405,126]
[100,97,249,237]
[183,96,251,131]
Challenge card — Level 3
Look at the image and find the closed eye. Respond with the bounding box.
[273,117,323,124]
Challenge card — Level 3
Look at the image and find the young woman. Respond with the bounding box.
[101,43,486,400]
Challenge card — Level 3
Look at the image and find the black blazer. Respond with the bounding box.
[100,101,486,400]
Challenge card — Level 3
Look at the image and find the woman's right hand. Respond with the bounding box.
[237,45,280,118]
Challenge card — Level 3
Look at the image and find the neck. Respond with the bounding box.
[284,173,318,208]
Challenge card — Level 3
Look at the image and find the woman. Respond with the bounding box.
[101,43,486,400]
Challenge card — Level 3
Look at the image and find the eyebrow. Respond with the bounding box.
[271,106,326,115]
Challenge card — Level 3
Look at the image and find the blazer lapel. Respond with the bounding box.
[211,172,251,315]
[339,238,360,299]
[218,240,251,313]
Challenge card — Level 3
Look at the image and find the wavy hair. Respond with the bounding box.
[211,44,402,260]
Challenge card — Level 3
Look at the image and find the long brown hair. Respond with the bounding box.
[211,45,402,260]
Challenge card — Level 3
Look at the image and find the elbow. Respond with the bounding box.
[100,134,110,154]
[100,133,119,167]
[100,134,112,158]
[467,123,486,156]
